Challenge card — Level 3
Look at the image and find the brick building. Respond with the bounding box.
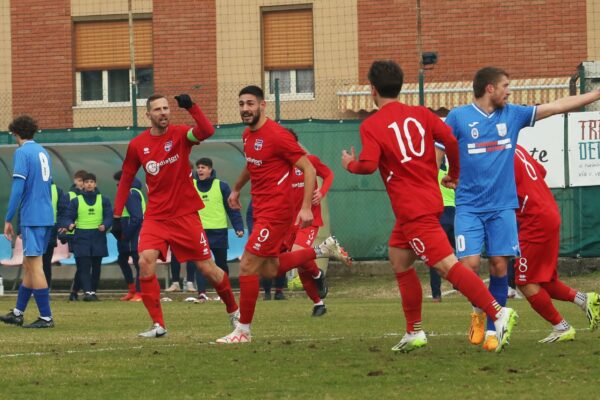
[0,0,598,130]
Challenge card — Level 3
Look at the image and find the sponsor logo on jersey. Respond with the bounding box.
[145,154,180,176]
[143,147,150,155]
[496,123,507,137]
[246,156,263,166]
[164,140,173,152]
[254,138,263,151]
[468,122,479,128]
[467,138,512,154]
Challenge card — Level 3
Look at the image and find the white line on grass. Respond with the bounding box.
[0,326,591,359]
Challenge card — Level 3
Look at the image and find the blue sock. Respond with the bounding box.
[15,285,34,313]
[32,288,52,319]
[486,275,508,331]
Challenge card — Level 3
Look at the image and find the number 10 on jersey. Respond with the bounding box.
[388,119,426,163]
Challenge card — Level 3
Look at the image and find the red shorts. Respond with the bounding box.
[514,236,559,285]
[139,213,212,263]
[294,225,319,248]
[280,225,299,253]
[389,213,454,266]
[245,219,291,258]
[280,224,319,252]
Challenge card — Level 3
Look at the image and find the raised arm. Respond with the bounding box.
[536,89,600,121]
[175,94,215,143]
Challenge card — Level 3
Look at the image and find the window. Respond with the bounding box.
[262,8,314,100]
[74,20,153,107]
[76,68,154,106]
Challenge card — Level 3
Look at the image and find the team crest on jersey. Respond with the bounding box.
[164,140,173,152]
[294,167,302,176]
[496,123,507,137]
[254,138,264,151]
[471,127,479,139]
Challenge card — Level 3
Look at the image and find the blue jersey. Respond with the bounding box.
[12,141,54,226]
[445,103,536,212]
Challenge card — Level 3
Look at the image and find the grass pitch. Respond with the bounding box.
[0,272,599,400]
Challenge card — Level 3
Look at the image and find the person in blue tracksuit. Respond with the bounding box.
[64,170,87,301]
[64,173,112,301]
[113,171,144,301]
[193,158,244,301]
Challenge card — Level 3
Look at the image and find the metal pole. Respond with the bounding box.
[128,0,138,130]
[274,78,281,121]
[416,0,425,106]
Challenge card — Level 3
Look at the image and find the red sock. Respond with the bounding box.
[139,275,165,328]
[525,288,563,325]
[446,262,501,321]
[395,268,423,332]
[540,280,577,302]
[127,283,136,294]
[298,269,321,303]
[239,275,260,325]
[213,274,238,314]
[277,248,316,275]
[299,259,320,277]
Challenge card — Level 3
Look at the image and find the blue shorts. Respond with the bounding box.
[454,209,519,259]
[21,226,52,257]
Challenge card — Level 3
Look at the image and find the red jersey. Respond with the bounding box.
[514,145,561,243]
[289,154,334,227]
[114,105,214,220]
[243,119,306,222]
[358,102,459,223]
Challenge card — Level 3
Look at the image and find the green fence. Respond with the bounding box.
[1,119,599,259]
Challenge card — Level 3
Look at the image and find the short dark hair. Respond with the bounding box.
[368,60,404,99]
[73,170,88,180]
[8,115,38,140]
[473,67,509,98]
[83,173,96,182]
[146,94,167,110]
[113,170,122,181]
[196,158,213,168]
[239,85,264,101]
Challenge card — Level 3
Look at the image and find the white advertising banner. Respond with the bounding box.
[568,111,600,187]
[517,114,565,188]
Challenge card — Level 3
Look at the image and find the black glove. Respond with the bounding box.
[174,94,193,109]
[111,217,123,240]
